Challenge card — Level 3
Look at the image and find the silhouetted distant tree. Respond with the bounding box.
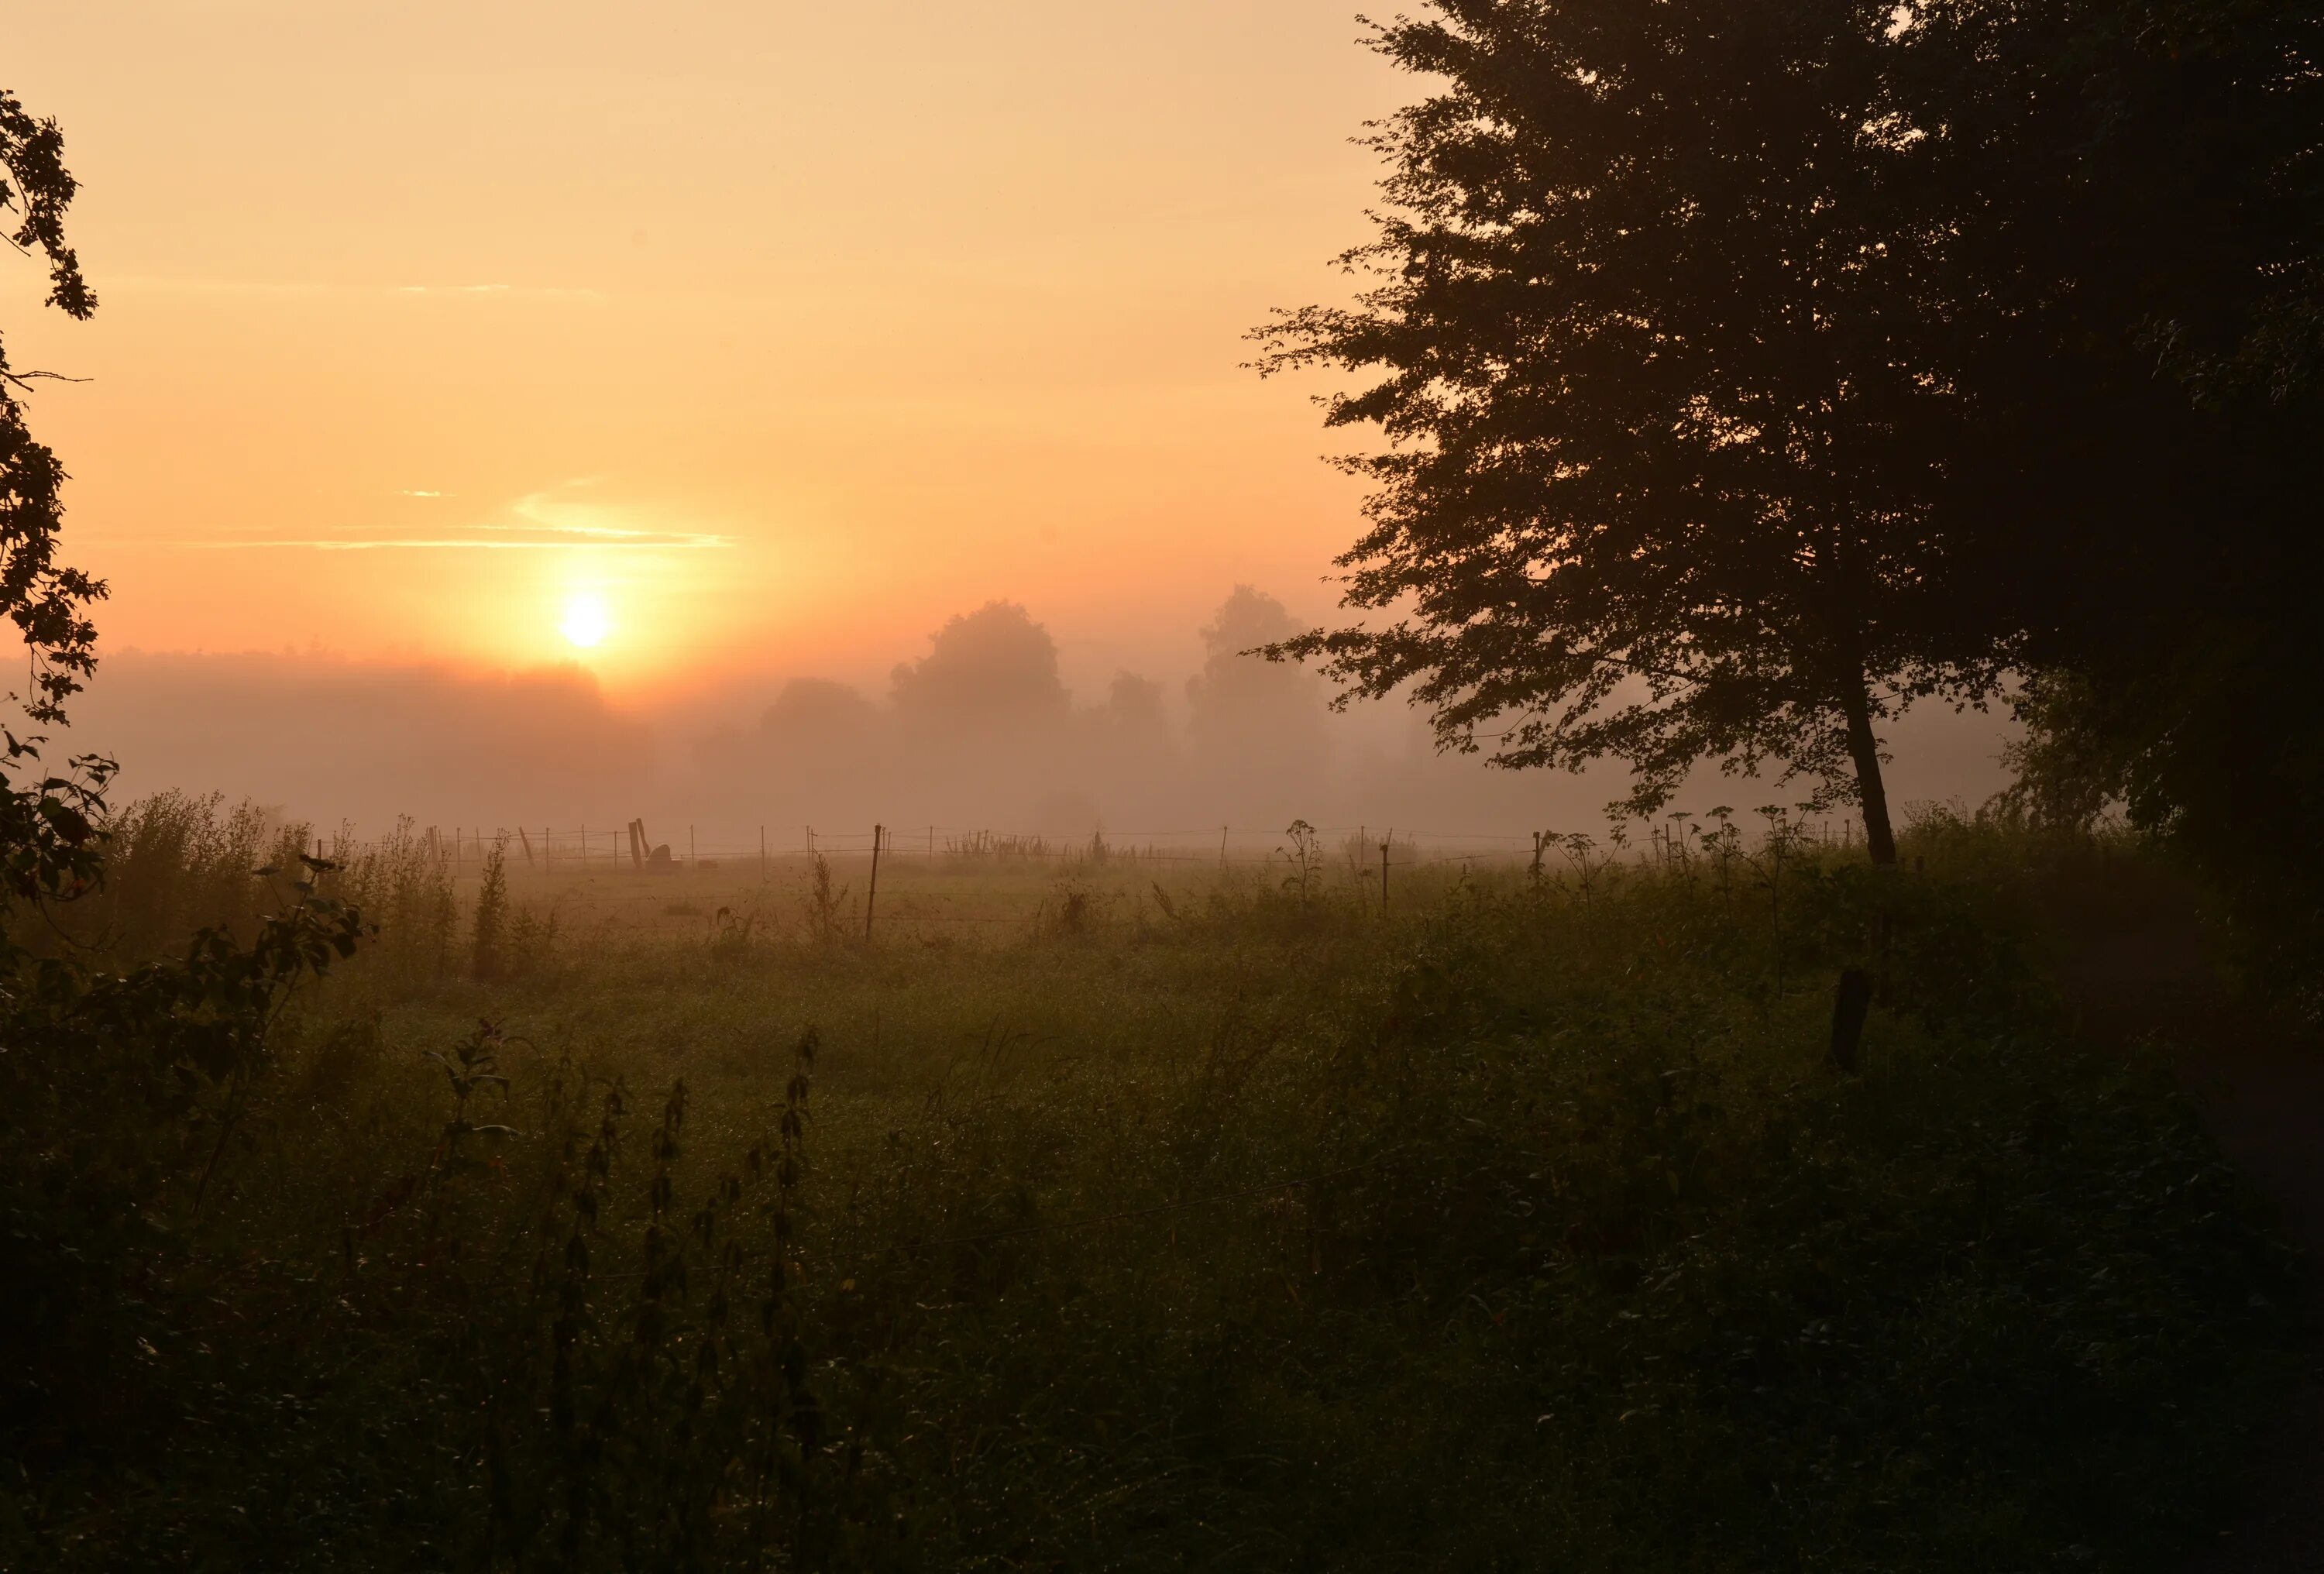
[1254,1,2016,864]
[1104,671,1167,731]
[892,600,1070,729]
[1100,669,1172,753]
[1185,587,1327,764]
[761,676,878,741]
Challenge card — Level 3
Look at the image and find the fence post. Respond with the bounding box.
[760,826,767,880]
[865,824,884,943]
[1220,826,1228,871]
[1380,838,1391,916]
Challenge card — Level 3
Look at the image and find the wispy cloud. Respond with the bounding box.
[107,275,607,304]
[390,283,607,302]
[180,528,727,552]
[160,476,728,552]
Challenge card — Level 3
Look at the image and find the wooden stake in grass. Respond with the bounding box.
[517,827,536,867]
[1380,837,1391,916]
[865,823,884,942]
[1829,966,1872,1074]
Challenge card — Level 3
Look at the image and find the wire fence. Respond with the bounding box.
[289,811,1872,942]
[311,813,1867,883]
[311,822,1583,877]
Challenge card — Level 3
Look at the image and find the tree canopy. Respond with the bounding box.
[891,600,1071,728]
[1256,0,2023,863]
[1,88,103,730]
[1910,0,2324,1002]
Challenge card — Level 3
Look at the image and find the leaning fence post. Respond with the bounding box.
[865,823,884,942]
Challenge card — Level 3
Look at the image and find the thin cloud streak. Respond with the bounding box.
[170,530,728,552]
[105,274,608,303]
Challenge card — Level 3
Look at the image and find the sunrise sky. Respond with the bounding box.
[6,1,1404,702]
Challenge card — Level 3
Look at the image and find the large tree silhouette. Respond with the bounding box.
[1255,0,2010,864]
[1901,0,2324,998]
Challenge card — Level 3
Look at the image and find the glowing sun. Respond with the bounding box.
[559,590,613,649]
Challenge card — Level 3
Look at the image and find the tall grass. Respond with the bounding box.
[64,791,312,959]
[5,806,2302,1571]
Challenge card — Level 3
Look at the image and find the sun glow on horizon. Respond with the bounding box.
[560,590,613,649]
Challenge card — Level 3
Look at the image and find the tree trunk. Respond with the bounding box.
[1829,965,1872,1072]
[1840,674,1899,867]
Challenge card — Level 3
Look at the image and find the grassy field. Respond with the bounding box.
[6,800,2308,1572]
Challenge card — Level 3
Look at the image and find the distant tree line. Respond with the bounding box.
[702,592,1339,830]
[1259,0,2323,1002]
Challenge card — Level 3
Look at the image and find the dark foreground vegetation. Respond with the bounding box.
[1,804,2306,1571]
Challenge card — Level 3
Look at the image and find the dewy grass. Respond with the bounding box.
[4,804,2305,1572]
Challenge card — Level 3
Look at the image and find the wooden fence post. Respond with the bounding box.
[865,824,884,943]
[517,827,536,867]
[1380,838,1390,916]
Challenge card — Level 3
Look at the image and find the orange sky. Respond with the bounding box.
[5,1,1404,701]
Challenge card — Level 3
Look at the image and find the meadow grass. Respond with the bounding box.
[9,805,2304,1572]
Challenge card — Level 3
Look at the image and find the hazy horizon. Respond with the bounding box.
[60,587,2018,850]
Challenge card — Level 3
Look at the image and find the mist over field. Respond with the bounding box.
[66,589,2017,852]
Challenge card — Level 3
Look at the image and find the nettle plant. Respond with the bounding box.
[370,1025,910,1570]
